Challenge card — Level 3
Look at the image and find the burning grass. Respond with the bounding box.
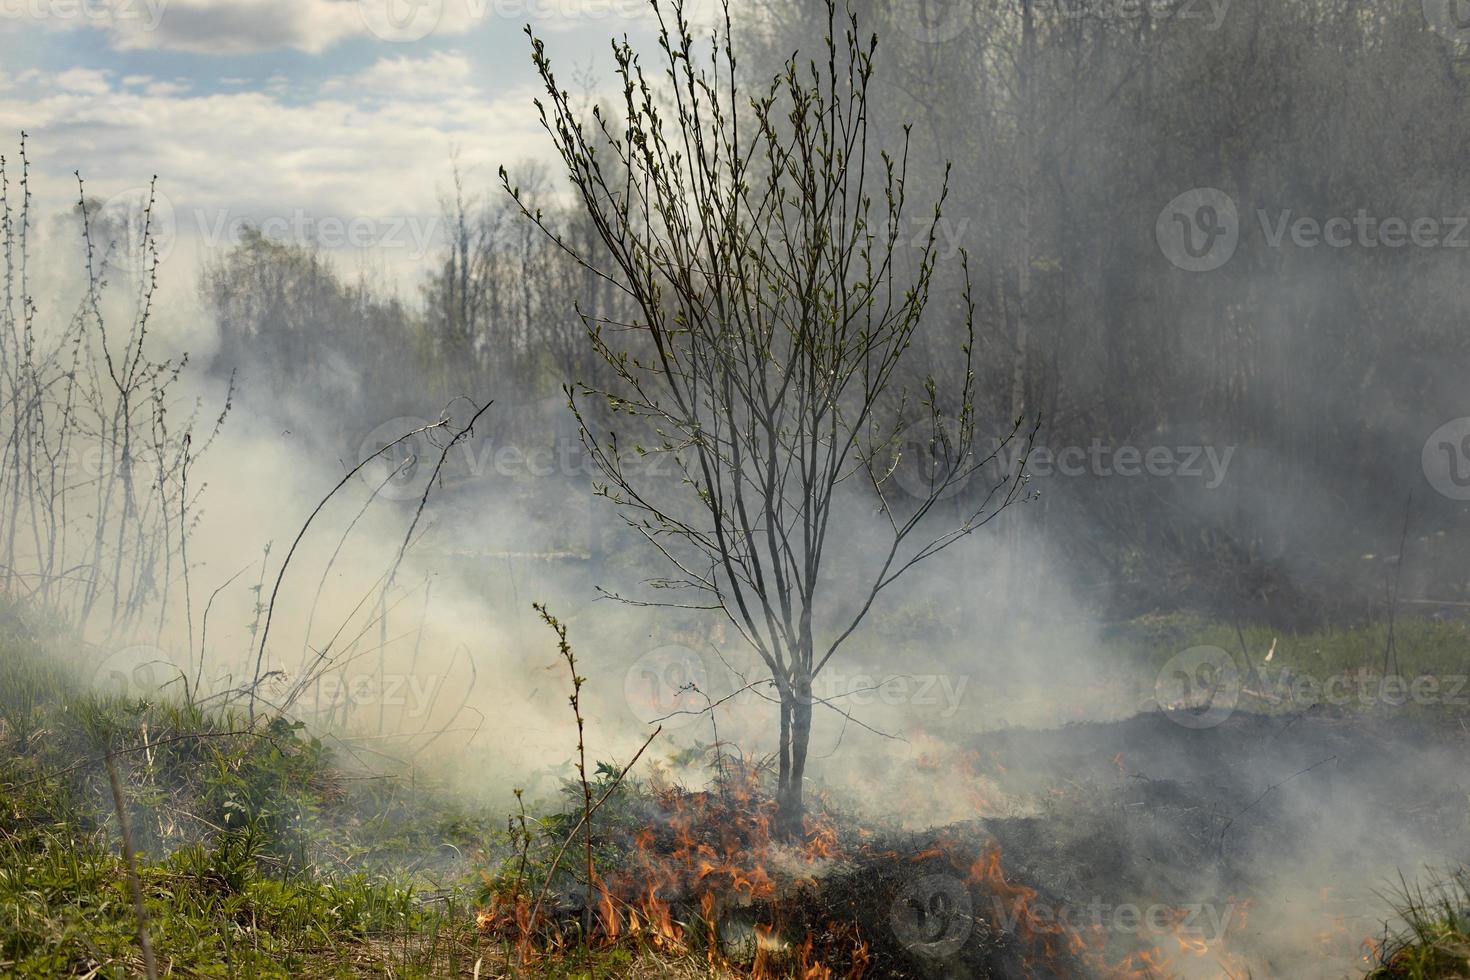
[469,608,1470,978]
[475,748,1269,978]
[477,754,869,975]
[5,591,1466,978]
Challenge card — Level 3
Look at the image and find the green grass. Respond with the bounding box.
[1100,611,1470,720]
[1102,610,1470,673]
[0,600,733,978]
[0,602,499,978]
[0,593,523,975]
[3,598,1465,977]
[1367,870,1470,979]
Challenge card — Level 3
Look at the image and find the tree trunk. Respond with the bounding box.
[775,674,813,839]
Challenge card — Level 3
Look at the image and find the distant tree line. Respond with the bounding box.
[199,0,1470,626]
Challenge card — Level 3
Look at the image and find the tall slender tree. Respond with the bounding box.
[507,0,1032,832]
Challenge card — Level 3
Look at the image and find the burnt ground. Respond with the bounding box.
[767,709,1469,979]
[966,708,1470,977]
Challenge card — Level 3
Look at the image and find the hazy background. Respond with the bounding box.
[4,6,1469,975]
[6,0,1470,758]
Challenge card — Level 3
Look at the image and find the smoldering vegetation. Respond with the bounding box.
[2,0,1470,977]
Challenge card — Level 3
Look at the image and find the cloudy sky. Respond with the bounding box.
[0,0,681,291]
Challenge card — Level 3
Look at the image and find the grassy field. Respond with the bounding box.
[1100,611,1470,720]
[0,602,1465,978]
[0,605,727,978]
[1366,871,1470,980]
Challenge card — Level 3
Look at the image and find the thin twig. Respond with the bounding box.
[249,415,456,720]
[104,749,159,980]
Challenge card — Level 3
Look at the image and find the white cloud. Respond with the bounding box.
[54,67,114,94]
[0,0,481,54]
[0,56,554,288]
[109,0,373,55]
[321,50,474,99]
[145,79,192,95]
[0,0,699,54]
[0,0,175,41]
